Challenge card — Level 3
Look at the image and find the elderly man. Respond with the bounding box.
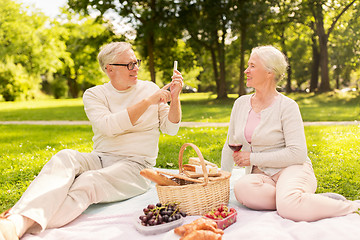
[0,42,183,240]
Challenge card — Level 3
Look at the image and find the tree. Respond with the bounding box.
[0,0,68,100]
[329,3,360,89]
[225,0,272,96]
[52,10,120,98]
[179,0,237,99]
[68,0,181,85]
[231,0,264,96]
[265,0,304,93]
[304,0,357,92]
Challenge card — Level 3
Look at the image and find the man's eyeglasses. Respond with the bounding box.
[109,59,141,70]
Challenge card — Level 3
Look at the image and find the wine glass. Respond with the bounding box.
[228,134,242,152]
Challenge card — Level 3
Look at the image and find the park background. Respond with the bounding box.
[0,0,360,213]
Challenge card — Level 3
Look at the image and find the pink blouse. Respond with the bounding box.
[244,109,261,143]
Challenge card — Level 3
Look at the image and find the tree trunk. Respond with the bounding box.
[279,29,292,93]
[310,34,320,92]
[318,27,331,92]
[335,70,340,89]
[286,64,292,93]
[217,26,227,99]
[238,23,246,96]
[147,33,156,84]
[312,0,356,92]
[210,47,220,94]
[67,78,78,98]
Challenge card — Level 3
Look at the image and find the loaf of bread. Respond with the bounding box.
[183,164,197,172]
[188,157,218,167]
[183,164,218,174]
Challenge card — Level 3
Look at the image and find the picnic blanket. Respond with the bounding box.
[22,168,360,240]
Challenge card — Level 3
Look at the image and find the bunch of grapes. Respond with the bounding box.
[139,202,187,226]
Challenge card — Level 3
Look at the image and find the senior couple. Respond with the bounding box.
[1,42,359,239]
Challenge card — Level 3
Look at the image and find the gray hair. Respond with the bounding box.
[97,42,132,73]
[251,45,288,82]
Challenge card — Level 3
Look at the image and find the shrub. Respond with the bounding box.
[0,59,40,101]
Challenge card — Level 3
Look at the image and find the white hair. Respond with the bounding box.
[97,42,132,73]
[251,45,288,82]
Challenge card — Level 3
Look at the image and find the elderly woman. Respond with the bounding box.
[221,45,360,221]
[0,42,183,239]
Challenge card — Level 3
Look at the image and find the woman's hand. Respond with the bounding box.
[233,151,251,167]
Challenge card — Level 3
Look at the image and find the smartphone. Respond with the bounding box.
[173,60,178,72]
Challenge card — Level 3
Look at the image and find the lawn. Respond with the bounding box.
[0,91,360,213]
[1,124,360,213]
[0,91,359,122]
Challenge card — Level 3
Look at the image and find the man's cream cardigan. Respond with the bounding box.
[83,80,180,167]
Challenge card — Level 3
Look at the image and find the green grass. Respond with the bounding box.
[1,124,360,212]
[0,91,359,213]
[0,98,88,121]
[0,125,94,212]
[306,125,360,199]
[288,91,360,121]
[0,91,359,122]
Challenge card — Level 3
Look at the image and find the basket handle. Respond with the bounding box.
[178,143,209,185]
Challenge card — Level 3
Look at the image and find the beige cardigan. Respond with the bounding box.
[221,94,311,176]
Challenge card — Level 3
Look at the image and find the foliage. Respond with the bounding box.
[68,0,183,85]
[46,10,121,98]
[138,40,203,89]
[0,59,40,101]
[2,0,360,101]
[329,3,360,89]
[299,0,358,92]
[0,0,120,100]
[178,0,237,99]
[284,25,313,90]
[0,0,68,101]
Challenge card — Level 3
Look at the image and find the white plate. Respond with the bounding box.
[134,211,184,235]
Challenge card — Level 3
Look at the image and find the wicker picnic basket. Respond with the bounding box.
[156,143,231,216]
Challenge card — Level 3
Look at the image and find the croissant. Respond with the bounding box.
[183,222,224,236]
[193,218,218,228]
[174,217,223,236]
[180,230,222,240]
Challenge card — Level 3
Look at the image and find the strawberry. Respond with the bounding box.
[218,205,224,212]
[205,213,214,219]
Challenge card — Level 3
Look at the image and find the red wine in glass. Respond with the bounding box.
[228,144,243,152]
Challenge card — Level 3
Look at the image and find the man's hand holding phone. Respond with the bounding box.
[169,60,183,99]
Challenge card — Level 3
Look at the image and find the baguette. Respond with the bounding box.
[140,169,179,186]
